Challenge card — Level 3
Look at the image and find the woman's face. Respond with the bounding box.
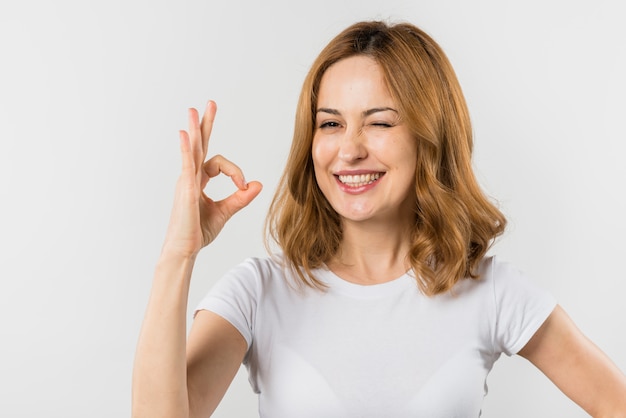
[312,55,418,226]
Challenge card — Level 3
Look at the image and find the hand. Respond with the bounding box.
[161,101,262,259]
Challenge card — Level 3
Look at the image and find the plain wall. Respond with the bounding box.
[1,0,624,416]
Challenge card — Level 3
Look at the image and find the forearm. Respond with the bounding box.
[130,101,261,416]
[132,253,196,418]
[590,361,626,418]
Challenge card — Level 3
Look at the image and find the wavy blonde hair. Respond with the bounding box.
[265,20,506,295]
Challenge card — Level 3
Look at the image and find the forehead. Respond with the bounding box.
[316,56,395,109]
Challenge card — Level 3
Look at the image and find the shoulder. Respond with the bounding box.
[447,255,520,298]
[474,255,541,293]
[194,255,290,348]
[476,255,520,280]
[209,253,292,298]
[474,255,555,308]
[223,255,283,279]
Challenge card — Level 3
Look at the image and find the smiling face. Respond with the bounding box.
[312,55,418,226]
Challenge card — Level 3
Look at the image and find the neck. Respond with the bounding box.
[328,219,413,285]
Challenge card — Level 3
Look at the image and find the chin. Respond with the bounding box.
[337,208,385,223]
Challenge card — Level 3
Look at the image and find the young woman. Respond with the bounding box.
[132,21,626,417]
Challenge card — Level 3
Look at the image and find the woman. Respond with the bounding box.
[132,21,626,417]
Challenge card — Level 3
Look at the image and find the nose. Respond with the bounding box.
[338,127,367,162]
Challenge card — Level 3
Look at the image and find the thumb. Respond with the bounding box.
[218,181,263,219]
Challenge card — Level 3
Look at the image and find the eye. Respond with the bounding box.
[319,121,342,129]
[370,122,394,128]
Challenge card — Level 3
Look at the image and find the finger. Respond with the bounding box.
[187,107,204,173]
[200,101,217,156]
[177,130,201,203]
[179,130,194,173]
[215,181,263,220]
[202,155,248,190]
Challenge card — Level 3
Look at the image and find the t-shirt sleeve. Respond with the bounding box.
[490,257,557,356]
[194,258,261,349]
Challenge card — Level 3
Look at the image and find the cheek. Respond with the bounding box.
[311,138,326,185]
[311,136,334,169]
[387,145,418,181]
[394,139,418,170]
[402,146,418,167]
[373,141,417,170]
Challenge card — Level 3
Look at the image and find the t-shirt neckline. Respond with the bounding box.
[316,266,417,299]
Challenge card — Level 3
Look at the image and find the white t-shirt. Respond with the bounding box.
[196,255,556,418]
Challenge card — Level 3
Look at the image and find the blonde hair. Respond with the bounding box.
[266,21,506,295]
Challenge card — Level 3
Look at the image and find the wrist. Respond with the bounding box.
[154,250,197,284]
[158,243,199,264]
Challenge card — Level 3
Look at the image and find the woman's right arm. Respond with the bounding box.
[131,101,262,418]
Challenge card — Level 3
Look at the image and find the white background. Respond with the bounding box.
[1,0,624,417]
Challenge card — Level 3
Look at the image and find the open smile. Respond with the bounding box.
[336,172,384,188]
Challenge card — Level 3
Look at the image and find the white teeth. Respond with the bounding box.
[338,173,381,187]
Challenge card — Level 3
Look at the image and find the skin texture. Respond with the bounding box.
[132,65,626,417]
[131,103,261,418]
[312,56,418,227]
[312,56,418,284]
[519,305,626,417]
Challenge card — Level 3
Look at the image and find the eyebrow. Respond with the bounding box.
[316,107,398,117]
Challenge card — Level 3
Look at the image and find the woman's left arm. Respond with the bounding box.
[518,304,626,417]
